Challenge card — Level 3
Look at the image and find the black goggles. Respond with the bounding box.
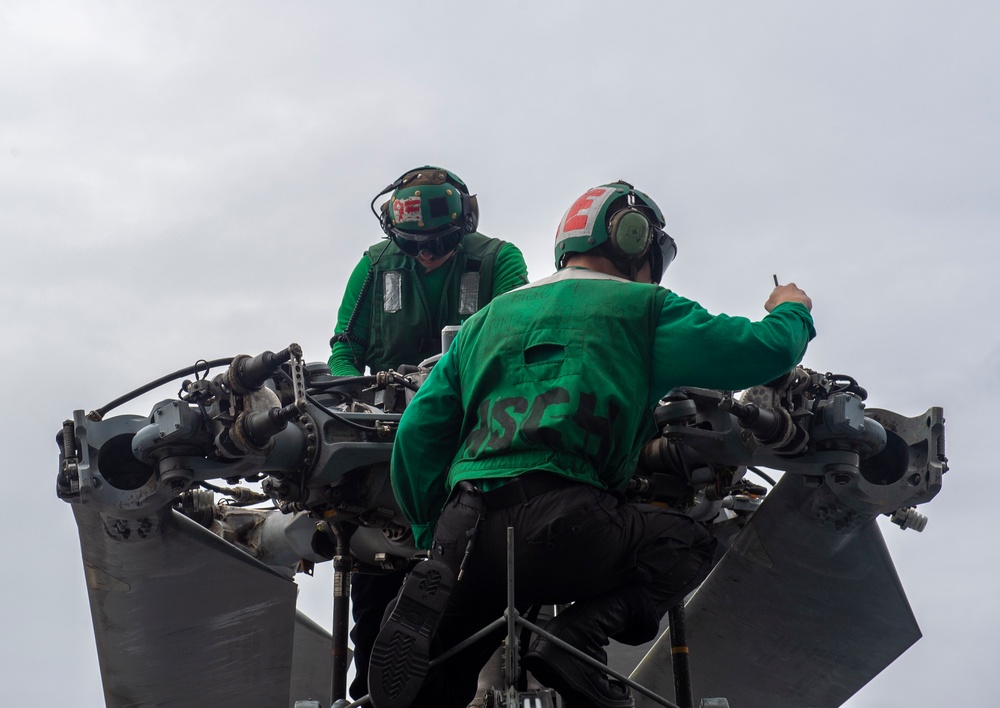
[648,229,677,284]
[390,226,463,258]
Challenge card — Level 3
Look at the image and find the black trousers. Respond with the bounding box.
[350,569,407,699]
[408,478,717,707]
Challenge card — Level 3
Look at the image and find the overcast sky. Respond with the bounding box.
[2,1,996,705]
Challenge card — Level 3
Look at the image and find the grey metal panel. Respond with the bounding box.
[631,474,921,708]
[290,611,334,708]
[73,504,298,707]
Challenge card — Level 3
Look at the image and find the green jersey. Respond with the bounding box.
[392,268,816,549]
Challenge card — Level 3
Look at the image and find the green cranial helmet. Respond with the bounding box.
[554,181,675,283]
[379,166,480,258]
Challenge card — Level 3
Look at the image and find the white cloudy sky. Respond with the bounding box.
[2,1,997,705]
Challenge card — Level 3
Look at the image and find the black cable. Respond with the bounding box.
[306,393,386,433]
[89,357,234,420]
[331,239,393,373]
[330,178,404,374]
[308,375,378,392]
[305,392,384,432]
[333,264,375,365]
[825,372,868,400]
[313,371,418,393]
[393,374,420,392]
[369,176,404,226]
[273,368,385,433]
[747,466,777,486]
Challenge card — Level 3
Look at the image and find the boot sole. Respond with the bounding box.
[368,560,455,707]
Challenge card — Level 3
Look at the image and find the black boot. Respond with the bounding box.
[369,484,483,707]
[523,594,643,708]
[368,559,455,708]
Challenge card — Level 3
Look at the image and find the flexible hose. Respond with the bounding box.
[88,357,234,420]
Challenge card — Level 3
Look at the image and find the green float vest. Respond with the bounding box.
[448,269,669,492]
[363,233,504,372]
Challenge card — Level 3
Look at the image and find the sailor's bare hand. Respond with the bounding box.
[765,283,812,312]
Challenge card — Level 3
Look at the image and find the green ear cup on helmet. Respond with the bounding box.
[554,181,676,283]
[608,208,651,257]
[555,181,668,268]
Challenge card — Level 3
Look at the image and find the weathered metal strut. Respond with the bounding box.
[669,603,693,708]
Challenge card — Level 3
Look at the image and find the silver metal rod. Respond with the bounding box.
[505,526,517,690]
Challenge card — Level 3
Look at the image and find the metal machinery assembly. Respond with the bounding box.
[57,346,946,708]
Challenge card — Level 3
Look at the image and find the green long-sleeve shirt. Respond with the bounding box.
[328,239,528,376]
[392,268,816,549]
